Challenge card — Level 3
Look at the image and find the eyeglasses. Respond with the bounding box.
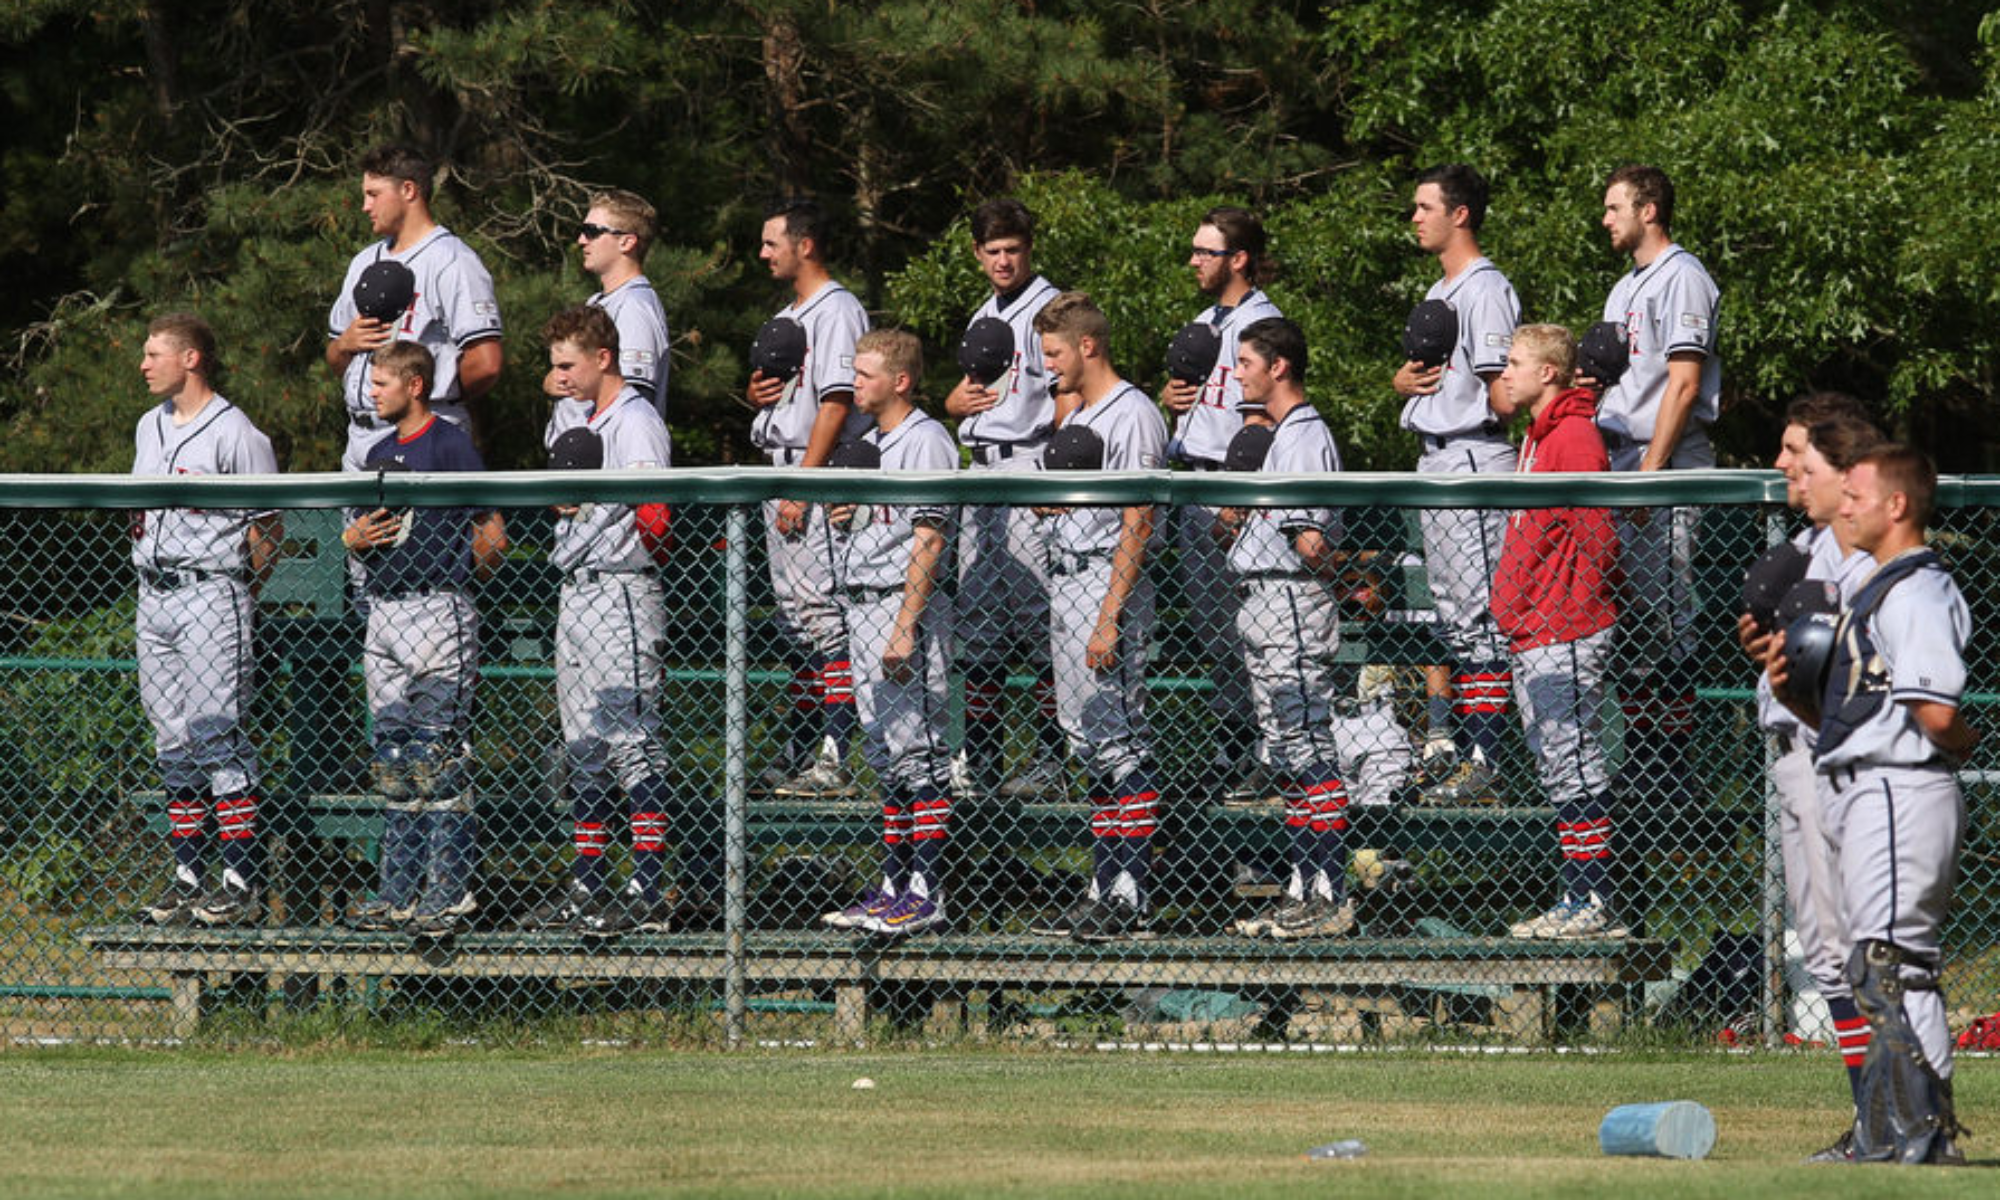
[1189,245,1233,259]
[580,223,631,240]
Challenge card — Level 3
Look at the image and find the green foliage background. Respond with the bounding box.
[3,1,1999,472]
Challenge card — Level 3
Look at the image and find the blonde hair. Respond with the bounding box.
[856,328,923,384]
[589,189,658,260]
[1511,324,1576,386]
[373,341,435,395]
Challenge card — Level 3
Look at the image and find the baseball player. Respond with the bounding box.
[1158,206,1283,802]
[341,342,508,937]
[1023,292,1169,943]
[519,306,677,937]
[819,329,958,937]
[746,198,872,798]
[1769,446,1974,1166]
[942,198,1071,802]
[325,143,504,473]
[131,313,281,927]
[1212,318,1358,939]
[578,189,671,418]
[1485,325,1622,939]
[1592,164,1721,807]
[1390,164,1521,805]
[1738,396,1884,1160]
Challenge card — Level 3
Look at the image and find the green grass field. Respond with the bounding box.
[0,1048,1990,1198]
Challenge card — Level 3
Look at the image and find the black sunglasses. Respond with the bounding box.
[580,223,632,240]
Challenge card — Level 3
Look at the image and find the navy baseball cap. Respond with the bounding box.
[1222,424,1274,473]
[1579,320,1630,388]
[1401,299,1456,369]
[749,316,809,382]
[1740,542,1811,633]
[828,440,882,470]
[548,427,605,472]
[1164,322,1223,386]
[957,317,1015,387]
[1042,424,1105,472]
[353,260,416,323]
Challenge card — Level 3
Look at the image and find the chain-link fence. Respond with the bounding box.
[2,468,1996,1047]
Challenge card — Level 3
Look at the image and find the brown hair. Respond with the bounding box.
[542,304,621,359]
[1853,443,1938,530]
[358,144,434,203]
[1805,416,1886,473]
[855,328,924,384]
[372,341,435,395]
[147,312,222,381]
[1606,163,1674,230]
[1032,290,1111,350]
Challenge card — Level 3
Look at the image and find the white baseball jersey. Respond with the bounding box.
[1399,258,1520,438]
[1050,382,1168,556]
[958,276,1061,448]
[1227,403,1343,575]
[1756,524,1877,739]
[589,275,671,415]
[838,411,957,591]
[1815,554,1969,773]
[1171,289,1283,464]
[328,226,503,471]
[1596,244,1721,444]
[131,396,279,572]
[548,385,672,574]
[750,280,873,454]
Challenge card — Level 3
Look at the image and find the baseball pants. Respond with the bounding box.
[1415,438,1515,667]
[1234,577,1340,780]
[956,458,1052,669]
[841,589,954,793]
[763,499,847,660]
[1049,554,1154,784]
[1512,630,1613,809]
[136,576,258,797]
[1606,428,1712,679]
[1176,502,1250,720]
[364,590,480,750]
[1773,744,1847,999]
[557,573,669,793]
[1824,764,1964,1077]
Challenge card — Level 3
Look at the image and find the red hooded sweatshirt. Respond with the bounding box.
[1489,387,1619,652]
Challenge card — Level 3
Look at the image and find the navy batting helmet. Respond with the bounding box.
[957,317,1015,387]
[749,316,809,382]
[1775,580,1842,716]
[1043,424,1105,472]
[1741,542,1811,633]
[353,260,417,324]
[1401,299,1457,369]
[1164,322,1222,386]
[828,439,882,470]
[1222,424,1274,473]
[1579,320,1630,388]
[548,427,605,472]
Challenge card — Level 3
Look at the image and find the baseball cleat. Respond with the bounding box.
[140,878,203,926]
[1268,897,1356,940]
[1802,1127,1855,1165]
[997,755,1068,801]
[1417,735,1458,785]
[191,883,263,927]
[822,887,896,931]
[1073,897,1155,943]
[518,880,596,932]
[1418,758,1503,806]
[773,737,859,799]
[405,890,477,938]
[1222,760,1280,807]
[578,889,672,939]
[1234,898,1306,938]
[1028,894,1101,938]
[863,891,946,938]
[346,896,418,931]
[1507,892,1627,940]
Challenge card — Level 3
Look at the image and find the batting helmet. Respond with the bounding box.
[828,439,882,470]
[957,317,1015,387]
[1579,320,1630,388]
[1776,580,1841,716]
[548,427,605,472]
[1401,299,1457,369]
[353,260,417,324]
[1042,424,1105,472]
[1741,542,1811,633]
[1222,424,1274,473]
[1164,322,1222,386]
[749,316,809,382]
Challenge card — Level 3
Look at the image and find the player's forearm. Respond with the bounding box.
[1641,363,1701,471]
[456,339,504,403]
[1291,527,1335,576]
[799,394,854,469]
[1100,505,1153,621]
[1909,699,1978,759]
[246,516,283,585]
[325,340,354,378]
[898,525,947,626]
[471,513,509,580]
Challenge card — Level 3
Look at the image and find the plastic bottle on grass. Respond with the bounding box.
[1305,1139,1368,1161]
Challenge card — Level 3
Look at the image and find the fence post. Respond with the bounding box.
[1761,508,1786,1047]
[723,503,749,1049]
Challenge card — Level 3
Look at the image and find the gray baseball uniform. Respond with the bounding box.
[1403,258,1519,671]
[328,227,503,473]
[1170,290,1284,730]
[834,410,958,793]
[549,386,672,795]
[1816,551,1970,1080]
[1047,383,1167,785]
[589,276,671,417]
[1598,244,1721,680]
[751,280,872,663]
[957,276,1060,668]
[131,397,277,803]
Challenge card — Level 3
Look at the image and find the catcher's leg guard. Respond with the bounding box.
[1847,940,1955,1165]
